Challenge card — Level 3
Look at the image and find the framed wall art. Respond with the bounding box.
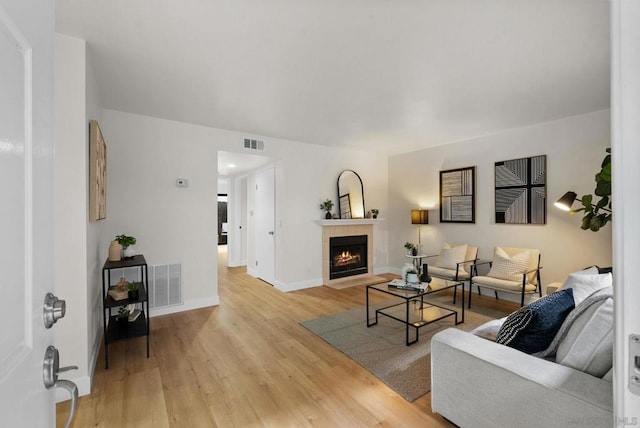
[495,155,546,224]
[89,120,107,221]
[440,166,475,223]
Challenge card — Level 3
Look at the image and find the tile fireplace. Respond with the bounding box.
[319,220,374,286]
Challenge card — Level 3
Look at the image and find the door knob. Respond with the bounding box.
[268,231,275,235]
[43,292,66,329]
[43,345,78,428]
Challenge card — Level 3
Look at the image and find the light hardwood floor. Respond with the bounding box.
[57,247,517,427]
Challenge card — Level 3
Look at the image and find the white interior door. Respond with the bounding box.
[255,166,275,285]
[0,0,56,425]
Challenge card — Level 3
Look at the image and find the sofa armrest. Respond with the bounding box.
[431,328,612,428]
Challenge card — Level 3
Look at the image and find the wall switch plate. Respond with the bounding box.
[176,178,189,187]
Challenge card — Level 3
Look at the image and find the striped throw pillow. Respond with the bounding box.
[487,247,529,282]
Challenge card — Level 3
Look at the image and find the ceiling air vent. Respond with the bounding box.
[243,138,264,151]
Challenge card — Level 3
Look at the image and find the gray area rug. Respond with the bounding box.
[301,300,493,402]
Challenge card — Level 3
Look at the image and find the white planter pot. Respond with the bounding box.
[406,273,419,284]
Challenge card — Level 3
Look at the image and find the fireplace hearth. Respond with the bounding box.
[329,235,368,280]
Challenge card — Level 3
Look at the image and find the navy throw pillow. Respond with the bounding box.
[496,288,575,354]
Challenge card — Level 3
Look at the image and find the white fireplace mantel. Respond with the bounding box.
[315,218,384,226]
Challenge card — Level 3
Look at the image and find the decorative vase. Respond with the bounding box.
[412,247,418,256]
[420,263,432,283]
[325,211,332,219]
[123,245,136,258]
[128,289,139,300]
[108,240,122,262]
[406,273,419,284]
[372,214,378,219]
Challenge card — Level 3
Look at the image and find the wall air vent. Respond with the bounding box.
[243,138,264,151]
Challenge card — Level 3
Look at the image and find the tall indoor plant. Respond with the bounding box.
[574,148,612,232]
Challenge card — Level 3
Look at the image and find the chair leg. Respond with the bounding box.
[453,285,457,305]
[468,283,473,309]
[494,290,498,300]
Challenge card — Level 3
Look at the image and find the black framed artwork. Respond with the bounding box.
[440,166,475,223]
[495,155,546,224]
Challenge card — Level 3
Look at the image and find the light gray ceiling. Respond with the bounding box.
[217,151,274,176]
[56,0,610,156]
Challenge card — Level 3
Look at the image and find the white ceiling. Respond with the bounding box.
[217,150,274,176]
[55,0,610,156]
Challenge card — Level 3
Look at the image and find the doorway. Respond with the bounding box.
[217,151,276,282]
[217,194,228,245]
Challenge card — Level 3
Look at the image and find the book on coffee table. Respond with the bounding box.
[388,279,426,292]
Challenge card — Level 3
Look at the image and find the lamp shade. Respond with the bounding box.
[554,191,578,211]
[411,209,429,224]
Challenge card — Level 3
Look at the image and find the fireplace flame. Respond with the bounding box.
[334,250,361,267]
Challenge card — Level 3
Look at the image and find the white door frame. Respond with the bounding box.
[611,0,640,423]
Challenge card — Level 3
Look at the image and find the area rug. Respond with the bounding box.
[324,275,388,290]
[301,301,493,402]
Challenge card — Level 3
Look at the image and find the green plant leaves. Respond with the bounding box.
[579,148,612,232]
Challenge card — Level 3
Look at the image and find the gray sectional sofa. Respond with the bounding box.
[431,269,614,428]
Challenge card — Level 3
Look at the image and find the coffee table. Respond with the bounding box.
[366,277,464,346]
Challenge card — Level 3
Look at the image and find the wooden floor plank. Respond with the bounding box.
[57,246,516,427]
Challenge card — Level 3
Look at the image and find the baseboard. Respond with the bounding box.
[149,295,219,317]
[246,267,257,277]
[274,278,322,292]
[55,375,91,403]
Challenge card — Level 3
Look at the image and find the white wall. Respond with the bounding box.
[217,178,229,195]
[53,34,91,398]
[101,110,219,310]
[85,39,105,382]
[388,110,612,302]
[100,109,389,301]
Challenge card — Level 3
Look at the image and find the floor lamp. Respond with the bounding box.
[411,209,429,254]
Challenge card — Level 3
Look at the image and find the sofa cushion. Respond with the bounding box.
[487,246,529,281]
[429,265,471,280]
[534,286,613,358]
[555,297,614,378]
[471,317,507,341]
[561,269,612,305]
[471,275,537,292]
[435,243,468,275]
[496,288,575,354]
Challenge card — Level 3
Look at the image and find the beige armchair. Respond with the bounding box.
[423,243,478,304]
[469,246,542,308]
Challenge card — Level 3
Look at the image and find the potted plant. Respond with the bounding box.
[115,305,129,326]
[575,148,612,232]
[404,242,415,256]
[320,199,334,219]
[401,263,419,284]
[371,208,379,219]
[127,282,139,300]
[116,234,137,258]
